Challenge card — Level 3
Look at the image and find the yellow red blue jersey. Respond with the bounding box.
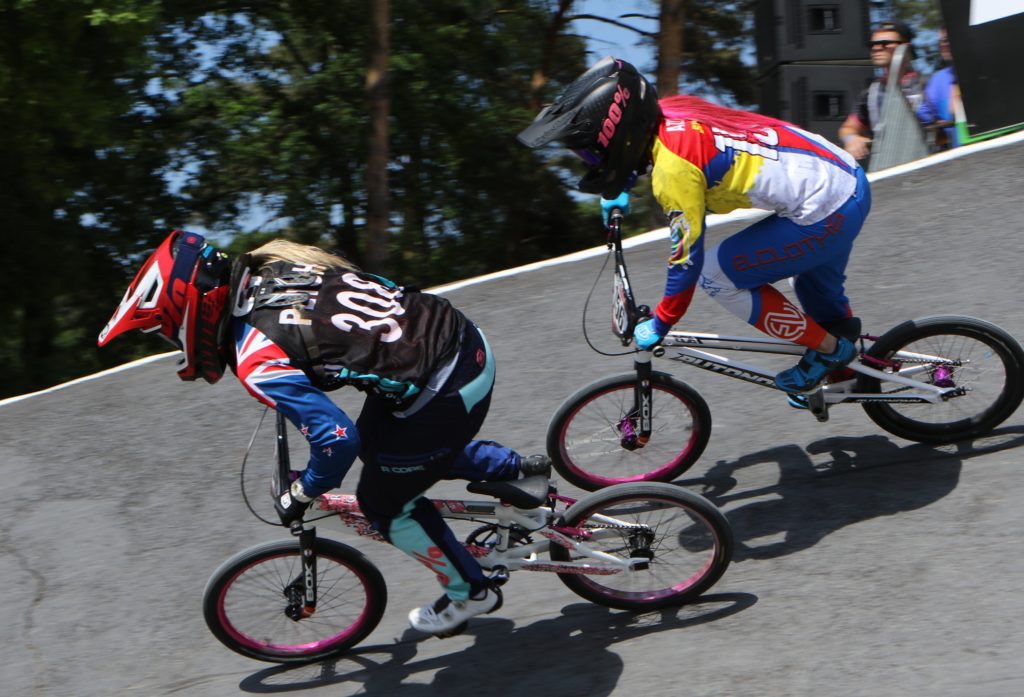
[650,113,861,327]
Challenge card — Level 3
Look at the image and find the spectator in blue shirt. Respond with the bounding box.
[918,27,960,150]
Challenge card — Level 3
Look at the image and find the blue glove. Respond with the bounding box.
[633,317,670,350]
[601,191,631,225]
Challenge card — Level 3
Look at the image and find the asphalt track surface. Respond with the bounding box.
[3,137,1023,697]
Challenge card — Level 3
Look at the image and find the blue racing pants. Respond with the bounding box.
[699,167,872,344]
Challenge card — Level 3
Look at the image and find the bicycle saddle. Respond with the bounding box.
[466,475,550,509]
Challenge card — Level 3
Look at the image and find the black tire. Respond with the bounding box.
[858,316,1024,443]
[203,538,387,664]
[547,371,712,491]
[550,482,733,610]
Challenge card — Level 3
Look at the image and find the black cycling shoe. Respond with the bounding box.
[518,454,552,478]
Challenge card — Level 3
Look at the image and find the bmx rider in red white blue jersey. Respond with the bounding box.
[99,234,551,637]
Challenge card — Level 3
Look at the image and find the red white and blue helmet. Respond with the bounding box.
[98,230,233,383]
[517,56,660,199]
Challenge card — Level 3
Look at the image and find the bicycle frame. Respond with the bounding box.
[655,331,961,406]
[271,412,653,613]
[604,211,965,416]
[313,491,643,576]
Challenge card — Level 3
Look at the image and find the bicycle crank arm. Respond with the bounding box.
[807,389,829,422]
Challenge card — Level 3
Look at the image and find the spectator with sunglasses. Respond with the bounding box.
[839,20,925,162]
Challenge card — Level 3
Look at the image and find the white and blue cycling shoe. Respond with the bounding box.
[776,336,857,395]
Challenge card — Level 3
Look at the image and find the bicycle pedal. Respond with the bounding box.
[807,390,829,422]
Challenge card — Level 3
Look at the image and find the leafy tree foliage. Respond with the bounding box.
[0,1,595,397]
[0,1,174,396]
[672,1,756,105]
[1,0,758,398]
[155,1,595,287]
[889,0,944,28]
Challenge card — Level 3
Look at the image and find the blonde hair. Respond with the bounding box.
[247,239,358,272]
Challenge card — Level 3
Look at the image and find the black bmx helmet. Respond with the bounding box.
[517,56,660,199]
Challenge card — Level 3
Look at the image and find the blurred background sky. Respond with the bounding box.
[577,0,660,76]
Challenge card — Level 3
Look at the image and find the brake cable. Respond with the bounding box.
[239,406,332,525]
[581,246,639,358]
[239,407,280,526]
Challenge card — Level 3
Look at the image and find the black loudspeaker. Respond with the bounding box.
[759,63,875,145]
[939,0,1024,136]
[755,0,871,75]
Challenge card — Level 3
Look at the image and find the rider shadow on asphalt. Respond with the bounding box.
[232,428,1023,694]
[238,593,757,695]
[684,427,1024,562]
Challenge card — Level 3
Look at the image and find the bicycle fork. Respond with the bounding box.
[622,353,654,448]
[284,525,318,621]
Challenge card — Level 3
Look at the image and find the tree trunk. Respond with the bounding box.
[529,0,575,110]
[366,0,391,273]
[657,0,684,97]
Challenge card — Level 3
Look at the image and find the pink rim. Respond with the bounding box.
[560,384,700,487]
[217,551,371,655]
[573,496,721,600]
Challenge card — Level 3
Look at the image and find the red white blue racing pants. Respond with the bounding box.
[699,167,871,347]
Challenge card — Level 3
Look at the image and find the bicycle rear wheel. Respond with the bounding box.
[550,482,732,610]
[858,316,1024,443]
[203,538,387,663]
[547,371,712,491]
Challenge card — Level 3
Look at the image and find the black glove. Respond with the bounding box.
[275,479,313,526]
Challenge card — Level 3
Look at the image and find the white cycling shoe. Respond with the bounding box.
[408,587,502,637]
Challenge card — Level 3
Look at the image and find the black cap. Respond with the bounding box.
[876,19,914,43]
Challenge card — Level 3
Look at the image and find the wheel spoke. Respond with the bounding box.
[861,318,1024,443]
[204,540,386,663]
[549,375,710,490]
[551,484,732,610]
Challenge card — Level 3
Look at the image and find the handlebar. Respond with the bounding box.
[609,211,643,346]
[605,209,666,357]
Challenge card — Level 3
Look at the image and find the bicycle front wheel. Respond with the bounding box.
[859,316,1024,443]
[547,371,712,491]
[203,538,387,663]
[550,482,733,610]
